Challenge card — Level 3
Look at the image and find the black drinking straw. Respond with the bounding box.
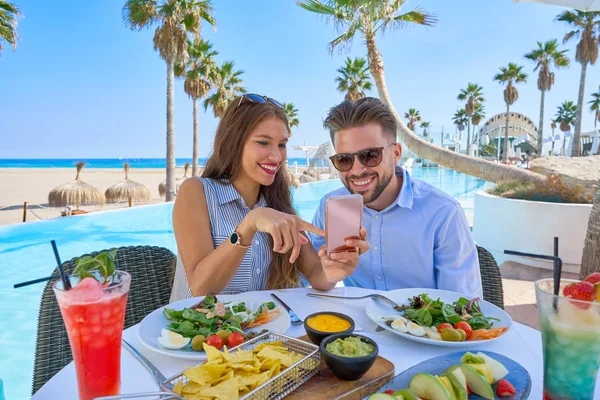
[51,240,71,290]
[553,237,562,310]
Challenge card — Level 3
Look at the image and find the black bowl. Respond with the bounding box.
[303,311,355,345]
[320,333,379,381]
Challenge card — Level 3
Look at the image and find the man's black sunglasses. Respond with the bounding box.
[238,93,284,110]
[329,143,396,172]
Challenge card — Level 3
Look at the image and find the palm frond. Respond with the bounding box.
[122,0,158,30]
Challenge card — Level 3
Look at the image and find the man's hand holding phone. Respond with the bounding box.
[318,227,369,283]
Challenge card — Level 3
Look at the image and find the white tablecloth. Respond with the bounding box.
[31,287,599,399]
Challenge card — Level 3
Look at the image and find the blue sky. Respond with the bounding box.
[2,0,600,159]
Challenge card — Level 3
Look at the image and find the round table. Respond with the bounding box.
[30,286,597,399]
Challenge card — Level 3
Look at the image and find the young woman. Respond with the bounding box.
[170,94,368,301]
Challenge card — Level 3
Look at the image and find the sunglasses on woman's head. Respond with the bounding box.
[329,143,396,172]
[237,93,284,110]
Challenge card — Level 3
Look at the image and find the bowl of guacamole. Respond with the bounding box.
[320,334,379,381]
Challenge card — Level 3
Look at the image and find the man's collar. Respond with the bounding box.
[394,166,414,209]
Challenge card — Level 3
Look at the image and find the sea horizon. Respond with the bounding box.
[0,157,314,169]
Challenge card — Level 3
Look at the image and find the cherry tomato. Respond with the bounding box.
[226,332,245,348]
[205,334,224,350]
[454,321,473,339]
[437,323,452,334]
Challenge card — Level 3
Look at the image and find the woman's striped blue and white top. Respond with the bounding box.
[170,177,272,303]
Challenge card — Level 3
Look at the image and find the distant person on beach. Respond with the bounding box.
[309,98,482,297]
[170,94,369,301]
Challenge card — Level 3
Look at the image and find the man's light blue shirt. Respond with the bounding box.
[310,166,483,298]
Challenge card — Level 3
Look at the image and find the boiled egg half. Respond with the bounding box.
[158,328,190,350]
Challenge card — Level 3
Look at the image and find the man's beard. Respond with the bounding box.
[343,167,394,204]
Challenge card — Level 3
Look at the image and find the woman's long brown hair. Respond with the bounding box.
[202,96,302,289]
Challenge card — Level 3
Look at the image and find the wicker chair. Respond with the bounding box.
[477,246,504,310]
[31,245,176,396]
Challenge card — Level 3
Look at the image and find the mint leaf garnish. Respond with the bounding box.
[73,249,118,284]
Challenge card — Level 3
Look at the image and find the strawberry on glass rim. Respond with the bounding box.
[562,272,600,309]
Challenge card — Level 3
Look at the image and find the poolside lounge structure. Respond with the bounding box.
[159,162,190,197]
[105,163,150,207]
[48,162,105,209]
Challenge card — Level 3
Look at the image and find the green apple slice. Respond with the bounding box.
[392,389,419,400]
[459,365,495,400]
[444,371,468,400]
[437,376,458,400]
[476,352,509,382]
[409,373,453,400]
[367,393,397,400]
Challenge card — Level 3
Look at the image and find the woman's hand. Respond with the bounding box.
[319,227,369,283]
[241,208,325,263]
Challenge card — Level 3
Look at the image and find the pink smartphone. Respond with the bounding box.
[325,194,363,256]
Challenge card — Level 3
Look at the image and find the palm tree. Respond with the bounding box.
[203,61,246,119]
[555,100,577,155]
[282,103,299,136]
[175,38,218,176]
[557,10,600,157]
[404,108,421,131]
[335,56,373,101]
[524,39,570,158]
[493,63,528,163]
[471,103,486,156]
[452,109,468,151]
[123,0,215,201]
[589,86,600,129]
[420,121,430,139]
[457,83,484,156]
[581,190,600,279]
[0,1,20,56]
[299,0,547,185]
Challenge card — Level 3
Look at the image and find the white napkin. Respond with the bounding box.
[273,288,366,331]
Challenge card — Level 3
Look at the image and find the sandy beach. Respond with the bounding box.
[0,167,191,226]
[0,166,312,226]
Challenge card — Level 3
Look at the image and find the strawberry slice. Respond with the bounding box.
[563,281,596,309]
[584,272,600,285]
[496,379,516,397]
[384,390,394,395]
[467,385,472,395]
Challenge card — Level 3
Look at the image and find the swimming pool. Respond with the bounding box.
[0,168,490,399]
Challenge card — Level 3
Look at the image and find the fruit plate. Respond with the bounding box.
[365,288,513,347]
[372,351,531,400]
[137,293,290,360]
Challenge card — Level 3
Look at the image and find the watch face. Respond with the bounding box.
[230,232,239,245]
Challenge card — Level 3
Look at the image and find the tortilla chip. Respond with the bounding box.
[256,347,293,368]
[259,358,281,373]
[199,376,240,400]
[223,349,255,364]
[182,381,209,395]
[184,364,228,385]
[173,381,183,395]
[203,342,224,363]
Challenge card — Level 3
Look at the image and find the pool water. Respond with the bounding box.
[0,168,490,399]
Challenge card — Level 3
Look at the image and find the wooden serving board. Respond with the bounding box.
[285,336,395,400]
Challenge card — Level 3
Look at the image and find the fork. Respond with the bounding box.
[306,293,402,310]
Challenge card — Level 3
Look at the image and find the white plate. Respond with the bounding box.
[365,288,513,347]
[137,293,291,360]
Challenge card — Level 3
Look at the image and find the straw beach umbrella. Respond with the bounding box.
[159,162,190,197]
[105,163,150,207]
[48,162,105,209]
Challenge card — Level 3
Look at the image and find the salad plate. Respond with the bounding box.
[365,288,512,347]
[137,292,290,360]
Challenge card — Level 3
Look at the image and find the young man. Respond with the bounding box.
[310,98,483,297]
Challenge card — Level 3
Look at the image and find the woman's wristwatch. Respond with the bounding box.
[230,226,251,248]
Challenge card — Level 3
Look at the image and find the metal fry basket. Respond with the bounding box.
[161,331,321,400]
